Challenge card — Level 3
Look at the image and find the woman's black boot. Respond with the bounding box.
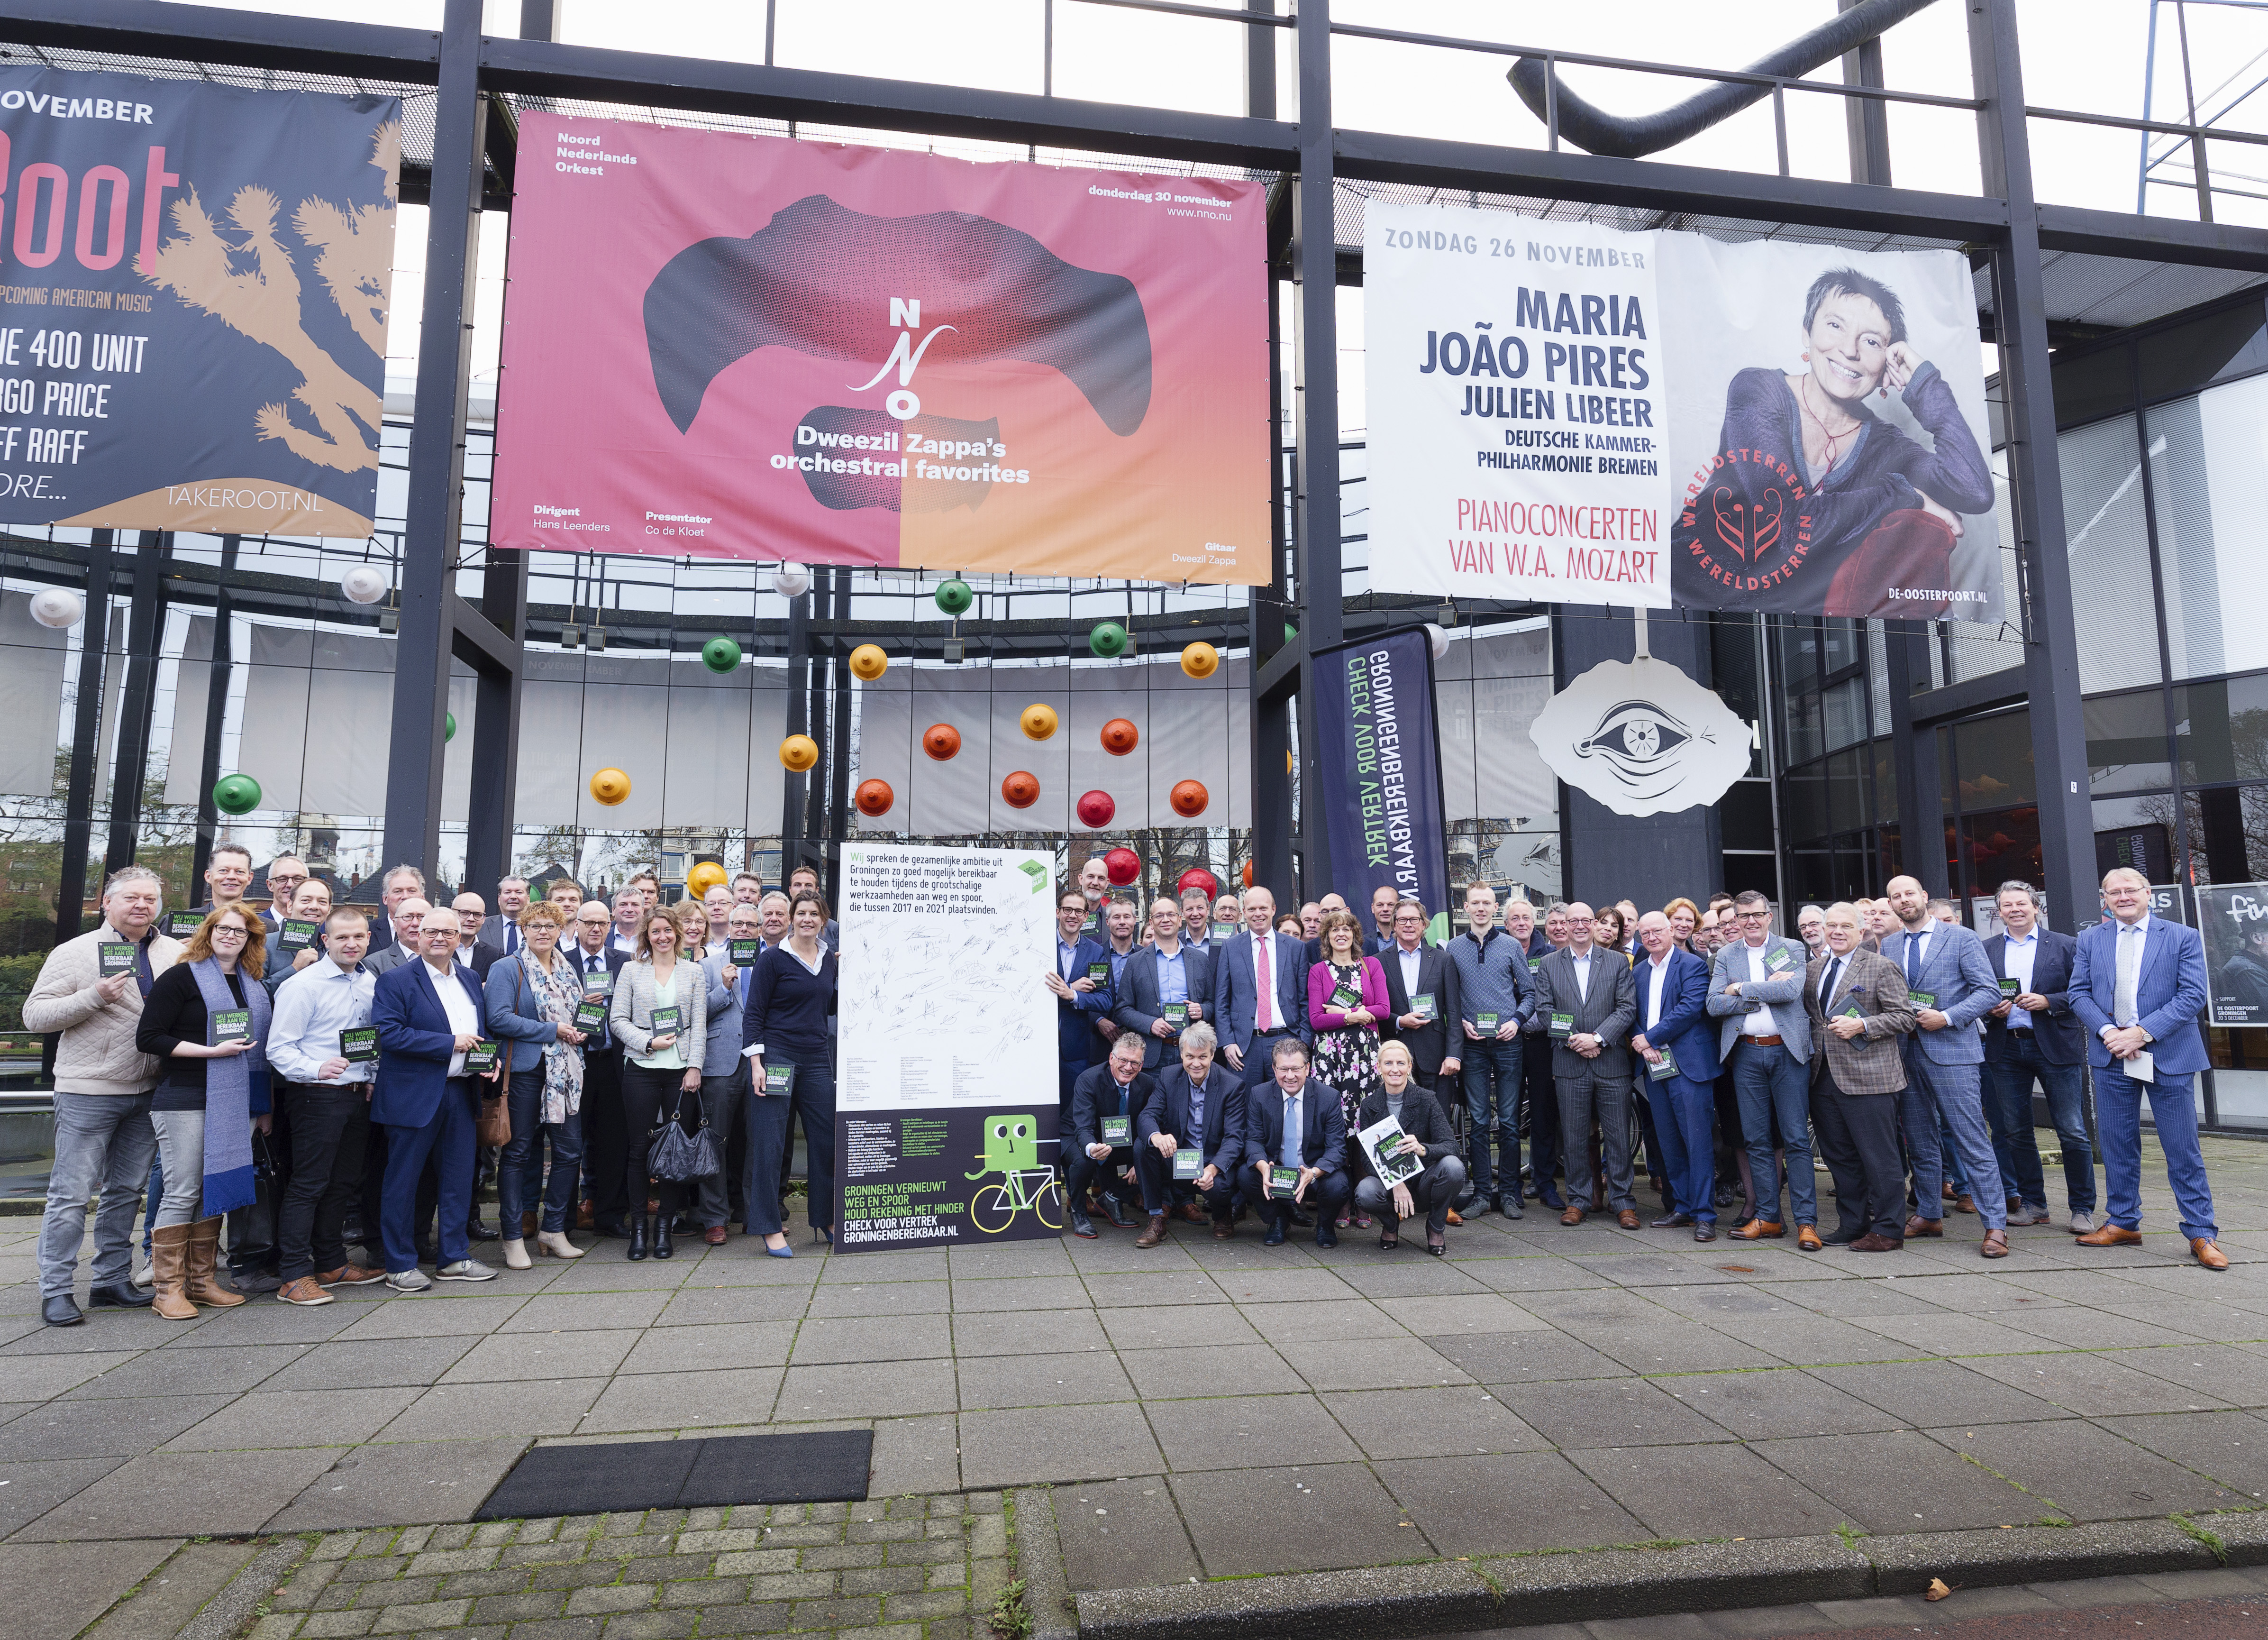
[628,1215,650,1261]
[653,1214,674,1259]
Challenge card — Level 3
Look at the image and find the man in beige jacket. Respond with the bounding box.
[24,865,182,1326]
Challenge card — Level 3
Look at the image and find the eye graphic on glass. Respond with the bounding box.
[1574,700,1695,788]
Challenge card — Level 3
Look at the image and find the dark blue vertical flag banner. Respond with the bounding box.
[0,68,399,538]
[1312,627,1452,940]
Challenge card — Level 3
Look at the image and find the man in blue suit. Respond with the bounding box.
[1137,1022,1246,1240]
[2069,868,2224,1269]
[1981,881,2096,1234]
[1066,1034,1158,1239]
[1880,875,2009,1257]
[1046,889,1112,1135]
[1629,911,1720,1240]
[1242,1037,1348,1246]
[1112,898,1215,1073]
[370,906,499,1290]
[1213,886,1308,1087]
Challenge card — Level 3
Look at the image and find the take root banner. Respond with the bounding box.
[1365,202,2000,622]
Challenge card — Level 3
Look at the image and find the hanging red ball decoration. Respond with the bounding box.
[855,779,894,817]
[1103,847,1141,886]
[1001,770,1041,809]
[1176,868,1220,901]
[1100,717,1139,756]
[922,723,961,760]
[1170,780,1210,819]
[1075,789,1116,829]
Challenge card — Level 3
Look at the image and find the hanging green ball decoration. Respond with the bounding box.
[1088,620,1129,660]
[1284,622,1299,644]
[701,635,743,674]
[445,712,456,742]
[934,577,974,616]
[212,773,262,815]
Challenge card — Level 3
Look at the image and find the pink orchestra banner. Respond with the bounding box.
[491,115,1271,585]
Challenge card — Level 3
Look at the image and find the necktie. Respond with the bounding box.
[1281,1095,1300,1167]
[2115,923,2141,1027]
[1255,936,1274,1032]
[1823,957,1843,1010]
[1904,932,1921,987]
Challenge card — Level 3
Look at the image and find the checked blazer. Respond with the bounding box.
[1802,946,1917,1096]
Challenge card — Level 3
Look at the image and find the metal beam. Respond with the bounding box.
[446,593,519,674]
[1331,127,2010,239]
[381,0,485,879]
[189,535,238,892]
[2036,202,2268,271]
[1904,663,2029,728]
[478,36,1297,170]
[102,532,166,877]
[0,0,439,81]
[1289,0,1342,902]
[1969,0,2095,929]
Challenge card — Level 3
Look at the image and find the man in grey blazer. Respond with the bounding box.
[364,898,427,978]
[1803,903,1917,1249]
[1706,890,1821,1247]
[695,902,762,1244]
[1525,903,1638,1226]
[1881,875,2010,1256]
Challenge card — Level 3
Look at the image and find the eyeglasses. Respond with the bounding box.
[1736,911,1770,922]
[209,925,250,939]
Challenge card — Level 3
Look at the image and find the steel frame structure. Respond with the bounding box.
[10,0,2268,937]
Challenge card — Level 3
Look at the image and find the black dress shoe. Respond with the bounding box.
[42,1294,82,1327]
[1070,1209,1098,1239]
[1263,1220,1287,1246]
[466,1217,501,1242]
[1098,1193,1139,1229]
[1290,1208,1315,1228]
[87,1283,152,1309]
[1693,1224,1717,1243]
[1651,1212,1694,1229]
[1822,1227,1864,1246]
[1315,1225,1338,1249]
[593,1217,633,1239]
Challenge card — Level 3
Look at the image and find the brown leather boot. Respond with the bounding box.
[1135,1214,1167,1248]
[149,1223,197,1320]
[184,1217,246,1308]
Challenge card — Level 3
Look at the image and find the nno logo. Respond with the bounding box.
[1529,654,1755,819]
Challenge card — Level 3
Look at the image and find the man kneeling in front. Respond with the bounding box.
[1135,1021,1245,1244]
[1066,1032,1160,1239]
[1244,1036,1349,1247]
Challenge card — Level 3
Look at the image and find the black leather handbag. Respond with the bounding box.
[647,1083,722,1182]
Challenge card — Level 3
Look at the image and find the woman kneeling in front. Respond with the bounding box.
[1352,1041,1465,1255]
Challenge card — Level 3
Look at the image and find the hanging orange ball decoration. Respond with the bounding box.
[1020,702,1058,741]
[922,723,962,761]
[589,768,631,806]
[855,779,894,817]
[848,643,888,680]
[1001,770,1041,809]
[1180,641,1218,679]
[1170,779,1209,818]
[1100,717,1139,756]
[779,734,819,772]
[1241,861,1253,889]
[686,861,728,899]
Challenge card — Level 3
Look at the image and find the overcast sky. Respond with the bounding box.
[175,0,2268,413]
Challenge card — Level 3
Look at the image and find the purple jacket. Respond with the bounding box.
[1308,955,1389,1032]
[1671,362,1994,613]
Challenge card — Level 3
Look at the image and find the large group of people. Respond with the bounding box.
[26,852,842,1326]
[1047,868,2228,1274]
[26,844,2226,1328]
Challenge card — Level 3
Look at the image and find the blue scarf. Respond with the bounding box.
[190,955,270,1217]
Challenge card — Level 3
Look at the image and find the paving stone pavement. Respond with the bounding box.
[4,1130,2268,1635]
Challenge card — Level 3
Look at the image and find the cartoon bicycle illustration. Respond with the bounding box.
[965,1113,1065,1235]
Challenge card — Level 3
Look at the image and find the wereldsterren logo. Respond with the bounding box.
[1529,655,1754,819]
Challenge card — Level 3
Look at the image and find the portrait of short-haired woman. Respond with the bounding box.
[1671,266,1995,618]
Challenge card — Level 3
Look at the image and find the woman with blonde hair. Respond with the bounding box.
[610,908,707,1260]
[1664,898,1701,954]
[134,903,269,1318]
[484,899,590,1268]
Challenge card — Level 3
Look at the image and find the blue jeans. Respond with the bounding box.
[1458,1035,1520,1200]
[1642,1070,1717,1222]
[1987,1036,2095,1215]
[1731,1041,1815,1226]
[2096,1065,2216,1242]
[498,1067,584,1236]
[41,1090,158,1298]
[1898,1054,2007,1230]
[141,1154,163,1254]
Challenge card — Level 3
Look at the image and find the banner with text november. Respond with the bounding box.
[835,843,1063,1250]
[1366,204,1999,621]
[492,116,1270,584]
[0,67,399,537]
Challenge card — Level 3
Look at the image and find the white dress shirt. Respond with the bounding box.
[1644,952,1672,1030]
[427,958,480,1077]
[1742,941,1793,1039]
[1569,948,1594,1004]
[2003,929,2039,1031]
[1396,943,1423,1006]
[267,959,378,1084]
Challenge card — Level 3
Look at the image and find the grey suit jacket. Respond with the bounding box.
[608,958,709,1067]
[364,939,417,978]
[698,950,749,1080]
[1706,935,1815,1063]
[1880,921,1999,1066]
[1526,947,1636,1079]
[1803,946,1915,1097]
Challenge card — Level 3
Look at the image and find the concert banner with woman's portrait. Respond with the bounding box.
[1366,204,2000,622]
